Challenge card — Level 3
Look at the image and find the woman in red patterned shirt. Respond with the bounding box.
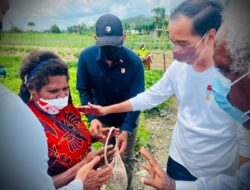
[18,51,115,188]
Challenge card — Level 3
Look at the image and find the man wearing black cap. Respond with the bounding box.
[76,13,145,189]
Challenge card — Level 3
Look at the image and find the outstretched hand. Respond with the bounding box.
[75,156,113,190]
[77,102,108,116]
[139,147,176,190]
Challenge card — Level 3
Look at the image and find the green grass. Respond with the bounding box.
[0,56,22,93]
[135,113,150,151]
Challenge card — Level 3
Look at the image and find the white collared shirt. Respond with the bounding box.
[130,60,239,177]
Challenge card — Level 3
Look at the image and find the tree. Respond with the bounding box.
[151,7,167,30]
[50,24,61,33]
[67,24,87,34]
[124,23,131,33]
[9,26,22,33]
[27,21,35,32]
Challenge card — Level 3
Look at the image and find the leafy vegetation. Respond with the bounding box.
[67,24,88,34]
[152,7,168,30]
[50,24,61,34]
[0,56,22,92]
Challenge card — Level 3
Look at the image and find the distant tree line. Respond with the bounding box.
[6,7,168,36]
[124,7,168,36]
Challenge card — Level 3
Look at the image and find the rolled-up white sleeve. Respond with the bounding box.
[130,62,176,111]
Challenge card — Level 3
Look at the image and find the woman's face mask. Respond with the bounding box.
[36,96,69,115]
[101,46,121,61]
[173,33,208,63]
[212,71,250,126]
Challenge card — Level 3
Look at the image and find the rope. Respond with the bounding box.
[104,126,115,166]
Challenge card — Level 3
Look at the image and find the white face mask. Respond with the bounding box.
[36,96,69,115]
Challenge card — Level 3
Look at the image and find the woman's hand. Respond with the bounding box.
[139,147,176,190]
[52,145,115,188]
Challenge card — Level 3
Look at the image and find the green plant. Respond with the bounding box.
[144,69,172,112]
[0,56,22,93]
[144,69,163,89]
[135,113,150,151]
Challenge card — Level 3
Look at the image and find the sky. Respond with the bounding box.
[3,0,185,31]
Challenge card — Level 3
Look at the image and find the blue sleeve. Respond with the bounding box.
[121,60,145,132]
[76,51,97,122]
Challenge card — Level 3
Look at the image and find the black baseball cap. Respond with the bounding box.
[95,14,123,47]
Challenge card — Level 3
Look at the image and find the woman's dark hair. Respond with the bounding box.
[19,51,69,103]
[170,0,223,36]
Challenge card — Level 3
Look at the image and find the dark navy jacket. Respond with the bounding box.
[76,45,145,132]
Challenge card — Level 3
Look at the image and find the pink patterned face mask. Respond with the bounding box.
[36,96,69,115]
[173,33,208,63]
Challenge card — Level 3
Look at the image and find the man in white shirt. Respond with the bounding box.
[139,0,250,189]
[81,0,239,181]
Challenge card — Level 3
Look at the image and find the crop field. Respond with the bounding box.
[0,32,174,69]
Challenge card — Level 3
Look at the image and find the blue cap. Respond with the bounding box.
[95,14,123,47]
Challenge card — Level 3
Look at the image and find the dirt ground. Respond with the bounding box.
[132,100,178,189]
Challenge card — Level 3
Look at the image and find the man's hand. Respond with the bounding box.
[77,102,108,116]
[117,131,128,154]
[75,156,112,190]
[139,147,176,190]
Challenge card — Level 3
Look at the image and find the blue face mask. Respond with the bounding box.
[212,70,250,123]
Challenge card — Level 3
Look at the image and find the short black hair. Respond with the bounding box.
[170,0,223,36]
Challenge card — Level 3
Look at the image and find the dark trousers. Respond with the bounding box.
[167,156,197,181]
